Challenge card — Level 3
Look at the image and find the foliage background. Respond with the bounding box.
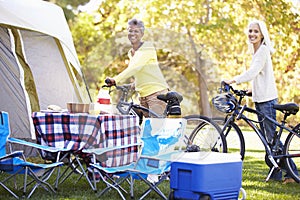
[48,0,299,122]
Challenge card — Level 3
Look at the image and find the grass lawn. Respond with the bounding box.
[1,150,300,200]
[242,150,300,200]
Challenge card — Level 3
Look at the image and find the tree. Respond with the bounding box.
[59,0,299,120]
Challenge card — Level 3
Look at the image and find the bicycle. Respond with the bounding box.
[212,81,300,182]
[102,82,227,153]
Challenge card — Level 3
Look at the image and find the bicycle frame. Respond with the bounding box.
[220,84,298,171]
[118,101,163,118]
[105,84,228,153]
[106,84,167,118]
[214,81,300,182]
[222,108,274,168]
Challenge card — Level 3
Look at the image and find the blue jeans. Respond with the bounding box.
[255,99,299,180]
[255,99,278,145]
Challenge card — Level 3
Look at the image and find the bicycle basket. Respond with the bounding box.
[212,93,238,113]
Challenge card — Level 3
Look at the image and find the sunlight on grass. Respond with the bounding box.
[242,150,300,200]
[1,150,300,199]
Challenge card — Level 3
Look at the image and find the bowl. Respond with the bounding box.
[67,102,90,113]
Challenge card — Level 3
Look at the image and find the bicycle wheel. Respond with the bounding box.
[213,117,245,160]
[283,123,300,183]
[184,115,227,153]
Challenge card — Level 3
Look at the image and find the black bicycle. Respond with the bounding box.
[103,83,227,153]
[212,81,300,182]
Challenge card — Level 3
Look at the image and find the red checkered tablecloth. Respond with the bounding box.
[32,112,140,167]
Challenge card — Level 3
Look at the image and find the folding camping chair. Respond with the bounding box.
[0,111,63,199]
[82,115,142,199]
[83,118,187,200]
[31,111,103,191]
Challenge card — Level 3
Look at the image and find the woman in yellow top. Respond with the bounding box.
[106,18,169,117]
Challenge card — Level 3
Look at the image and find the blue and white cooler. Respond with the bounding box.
[170,152,244,200]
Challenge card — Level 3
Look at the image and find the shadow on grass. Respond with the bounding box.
[242,150,300,200]
[0,168,171,200]
[1,151,299,200]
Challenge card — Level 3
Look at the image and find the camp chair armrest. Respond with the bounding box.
[0,150,24,160]
[20,161,64,168]
[8,137,64,153]
[82,142,142,155]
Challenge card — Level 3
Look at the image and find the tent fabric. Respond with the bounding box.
[0,0,81,74]
[0,0,90,140]
[0,27,33,139]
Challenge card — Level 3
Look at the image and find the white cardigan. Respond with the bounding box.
[234,45,278,103]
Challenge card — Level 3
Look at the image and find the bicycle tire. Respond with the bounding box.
[213,117,245,160]
[283,123,300,183]
[184,115,227,153]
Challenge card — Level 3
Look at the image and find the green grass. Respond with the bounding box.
[242,150,300,200]
[1,150,300,200]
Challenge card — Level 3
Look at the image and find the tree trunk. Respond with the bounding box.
[188,30,212,116]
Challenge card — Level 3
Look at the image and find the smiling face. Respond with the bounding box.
[127,25,144,46]
[248,23,264,48]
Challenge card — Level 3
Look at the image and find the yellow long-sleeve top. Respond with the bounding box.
[114,41,169,97]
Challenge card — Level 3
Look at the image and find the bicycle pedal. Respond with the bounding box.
[274,167,281,172]
[185,144,200,152]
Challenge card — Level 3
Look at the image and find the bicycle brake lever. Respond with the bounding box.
[220,81,231,93]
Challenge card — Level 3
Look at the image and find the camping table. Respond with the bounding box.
[32,112,140,165]
[31,112,140,189]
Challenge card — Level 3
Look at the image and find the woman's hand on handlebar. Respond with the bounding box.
[220,81,252,97]
[105,77,116,87]
[245,88,252,96]
[223,80,236,85]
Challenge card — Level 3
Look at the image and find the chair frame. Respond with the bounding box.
[83,118,187,200]
[6,138,64,198]
[0,111,64,199]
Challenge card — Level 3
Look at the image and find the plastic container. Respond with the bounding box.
[170,152,242,200]
[97,89,112,114]
[88,103,101,115]
[67,103,90,113]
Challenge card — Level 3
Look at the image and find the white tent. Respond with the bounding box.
[0,0,91,140]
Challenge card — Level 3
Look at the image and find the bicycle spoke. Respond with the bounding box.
[284,131,300,183]
[213,117,245,160]
[184,115,227,153]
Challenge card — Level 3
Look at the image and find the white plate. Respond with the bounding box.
[40,109,68,113]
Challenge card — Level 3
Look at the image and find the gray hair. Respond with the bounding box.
[128,18,145,33]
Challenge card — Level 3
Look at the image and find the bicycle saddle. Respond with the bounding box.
[273,103,299,115]
[157,91,183,103]
[157,91,183,116]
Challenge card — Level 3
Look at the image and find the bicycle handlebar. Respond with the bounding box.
[105,78,116,86]
[102,83,132,94]
[219,81,265,121]
[220,81,250,97]
[220,81,231,92]
[101,83,137,115]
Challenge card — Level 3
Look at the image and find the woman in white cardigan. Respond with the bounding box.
[225,20,298,183]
